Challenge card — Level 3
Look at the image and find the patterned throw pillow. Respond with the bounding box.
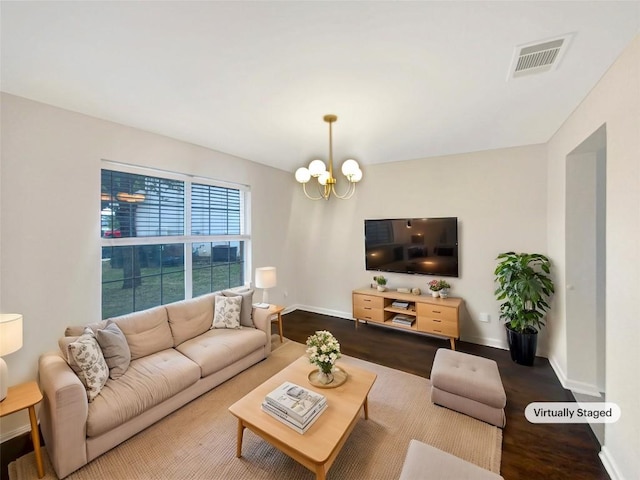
[212,295,242,329]
[68,327,109,401]
[222,289,255,328]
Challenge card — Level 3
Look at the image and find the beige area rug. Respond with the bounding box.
[11,340,502,480]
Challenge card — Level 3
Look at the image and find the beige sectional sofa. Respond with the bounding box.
[38,290,272,479]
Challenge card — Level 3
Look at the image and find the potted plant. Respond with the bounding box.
[494,252,555,366]
[373,275,387,292]
[428,279,441,297]
[437,280,451,298]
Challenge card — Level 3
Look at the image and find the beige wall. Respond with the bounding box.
[0,93,294,438]
[547,36,639,479]
[289,144,548,350]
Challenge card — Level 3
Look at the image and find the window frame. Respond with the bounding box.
[101,160,251,315]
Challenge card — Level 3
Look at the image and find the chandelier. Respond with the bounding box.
[294,114,363,200]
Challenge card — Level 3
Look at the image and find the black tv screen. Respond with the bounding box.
[365,217,459,277]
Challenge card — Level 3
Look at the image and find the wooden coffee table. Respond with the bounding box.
[228,356,377,480]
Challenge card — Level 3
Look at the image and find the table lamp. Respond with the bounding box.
[0,313,23,401]
[255,267,277,307]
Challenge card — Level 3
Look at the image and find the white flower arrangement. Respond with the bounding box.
[305,330,341,374]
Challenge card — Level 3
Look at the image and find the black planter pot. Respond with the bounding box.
[505,325,538,366]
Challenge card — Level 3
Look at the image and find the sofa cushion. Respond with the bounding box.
[109,306,173,360]
[212,295,242,329]
[86,348,200,437]
[166,293,215,346]
[176,328,267,377]
[222,289,255,327]
[68,328,109,402]
[96,321,131,379]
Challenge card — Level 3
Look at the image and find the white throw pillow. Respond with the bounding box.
[68,327,109,402]
[212,295,242,329]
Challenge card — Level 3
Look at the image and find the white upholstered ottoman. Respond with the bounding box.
[399,440,504,480]
[430,349,506,428]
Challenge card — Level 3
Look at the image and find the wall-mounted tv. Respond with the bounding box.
[364,217,459,277]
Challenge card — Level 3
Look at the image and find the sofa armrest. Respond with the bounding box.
[38,351,89,479]
[252,307,272,355]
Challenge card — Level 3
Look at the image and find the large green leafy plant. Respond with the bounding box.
[494,252,555,333]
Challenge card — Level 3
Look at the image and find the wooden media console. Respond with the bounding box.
[352,287,463,350]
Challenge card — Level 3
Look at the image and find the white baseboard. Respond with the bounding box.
[288,304,354,321]
[547,354,602,397]
[0,423,33,444]
[461,335,508,351]
[599,446,623,480]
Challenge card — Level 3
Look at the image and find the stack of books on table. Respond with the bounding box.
[392,314,415,326]
[262,382,327,434]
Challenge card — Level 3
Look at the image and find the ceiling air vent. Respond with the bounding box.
[508,34,573,80]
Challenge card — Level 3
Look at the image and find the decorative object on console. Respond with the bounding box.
[494,252,555,366]
[411,287,421,296]
[305,330,341,385]
[255,266,277,307]
[294,114,363,200]
[438,280,451,298]
[373,275,387,292]
[428,279,442,297]
[397,287,411,294]
[0,313,23,401]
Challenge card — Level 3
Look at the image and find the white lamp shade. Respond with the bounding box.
[317,171,331,186]
[350,168,363,183]
[295,167,311,184]
[308,159,327,177]
[341,159,360,176]
[255,267,277,289]
[0,314,23,356]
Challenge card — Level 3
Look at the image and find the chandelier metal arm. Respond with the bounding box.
[301,182,329,200]
[330,181,357,200]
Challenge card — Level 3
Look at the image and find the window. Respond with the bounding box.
[101,164,249,319]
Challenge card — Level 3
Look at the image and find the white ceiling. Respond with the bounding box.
[1,1,638,172]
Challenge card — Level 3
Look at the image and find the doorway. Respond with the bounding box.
[565,124,606,444]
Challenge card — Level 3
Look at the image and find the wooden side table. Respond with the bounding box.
[269,305,286,343]
[0,381,45,478]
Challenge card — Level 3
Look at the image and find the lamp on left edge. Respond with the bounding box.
[0,313,23,401]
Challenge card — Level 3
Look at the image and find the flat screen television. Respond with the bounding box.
[364,217,459,277]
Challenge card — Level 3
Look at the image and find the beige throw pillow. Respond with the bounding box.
[68,328,109,402]
[212,295,242,329]
[96,321,131,379]
[222,289,255,328]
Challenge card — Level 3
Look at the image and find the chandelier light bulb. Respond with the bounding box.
[295,167,311,184]
[350,168,363,183]
[308,159,327,177]
[341,159,360,177]
[317,171,331,185]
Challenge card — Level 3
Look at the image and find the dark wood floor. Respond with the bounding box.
[282,310,609,480]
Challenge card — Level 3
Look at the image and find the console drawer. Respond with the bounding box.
[353,294,385,309]
[353,305,386,322]
[416,303,457,322]
[417,317,458,337]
